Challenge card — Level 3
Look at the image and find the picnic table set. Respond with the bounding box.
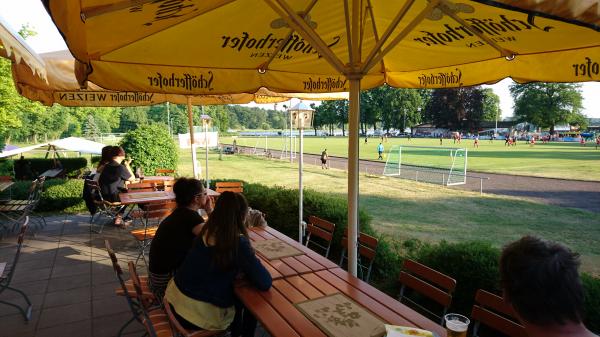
[117,183,446,337]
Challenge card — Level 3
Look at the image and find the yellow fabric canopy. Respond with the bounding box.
[11,50,348,106]
[44,0,600,94]
[0,16,47,82]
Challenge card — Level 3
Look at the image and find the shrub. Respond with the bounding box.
[582,273,600,334]
[120,124,178,175]
[415,241,501,315]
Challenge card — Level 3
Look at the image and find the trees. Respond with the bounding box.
[482,88,501,122]
[424,87,486,132]
[509,83,585,133]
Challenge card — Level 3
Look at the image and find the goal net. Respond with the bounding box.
[383,145,468,185]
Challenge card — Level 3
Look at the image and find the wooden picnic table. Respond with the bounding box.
[39,168,63,178]
[248,226,338,280]
[0,181,14,192]
[235,266,446,337]
[118,188,219,205]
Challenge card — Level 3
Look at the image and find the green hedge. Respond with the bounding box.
[583,274,600,333]
[10,179,86,213]
[120,124,178,175]
[1,158,88,179]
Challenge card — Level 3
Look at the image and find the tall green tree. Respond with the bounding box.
[509,83,585,133]
[482,88,501,122]
[118,106,148,132]
[424,87,486,132]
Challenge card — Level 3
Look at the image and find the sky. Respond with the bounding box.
[2,0,599,119]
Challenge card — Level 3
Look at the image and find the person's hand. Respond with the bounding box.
[124,158,132,166]
[203,195,214,214]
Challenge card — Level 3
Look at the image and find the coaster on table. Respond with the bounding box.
[385,325,436,337]
[253,238,303,260]
[295,293,386,337]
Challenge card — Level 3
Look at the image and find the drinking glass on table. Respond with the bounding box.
[444,313,469,337]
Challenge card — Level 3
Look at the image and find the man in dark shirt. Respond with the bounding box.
[98,146,135,202]
[148,178,213,299]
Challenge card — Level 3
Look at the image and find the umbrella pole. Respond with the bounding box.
[187,97,198,179]
[347,78,360,278]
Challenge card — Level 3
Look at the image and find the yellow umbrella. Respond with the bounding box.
[43,0,600,275]
[9,48,347,179]
[0,17,46,82]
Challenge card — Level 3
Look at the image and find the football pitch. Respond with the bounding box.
[222,136,600,181]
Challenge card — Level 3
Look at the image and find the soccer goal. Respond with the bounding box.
[383,145,468,185]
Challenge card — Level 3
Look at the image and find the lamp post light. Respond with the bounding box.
[200,114,212,189]
[288,102,315,243]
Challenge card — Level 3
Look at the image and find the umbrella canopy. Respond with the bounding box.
[0,16,46,82]
[43,0,600,276]
[12,50,348,106]
[44,0,600,93]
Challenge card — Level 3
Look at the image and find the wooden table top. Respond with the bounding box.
[39,169,63,178]
[141,176,175,182]
[119,188,219,205]
[248,226,338,280]
[235,267,446,337]
[0,181,14,192]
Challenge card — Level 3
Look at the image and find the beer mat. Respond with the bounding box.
[128,192,167,199]
[252,239,303,260]
[295,293,386,337]
[385,325,437,337]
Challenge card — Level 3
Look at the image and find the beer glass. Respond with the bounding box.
[444,313,469,337]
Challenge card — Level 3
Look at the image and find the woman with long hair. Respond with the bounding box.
[165,192,271,336]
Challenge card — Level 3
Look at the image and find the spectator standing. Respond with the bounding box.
[320,149,329,169]
[377,143,384,160]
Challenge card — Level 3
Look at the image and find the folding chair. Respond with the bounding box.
[128,262,173,337]
[0,178,45,234]
[398,259,456,325]
[471,289,527,337]
[304,216,336,258]
[0,216,32,321]
[163,297,226,337]
[339,229,378,283]
[87,180,123,233]
[130,206,176,267]
[215,181,243,193]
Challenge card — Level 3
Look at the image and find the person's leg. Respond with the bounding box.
[232,298,258,337]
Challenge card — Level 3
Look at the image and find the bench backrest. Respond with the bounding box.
[127,182,156,192]
[471,289,527,337]
[155,168,175,175]
[341,229,378,262]
[399,259,456,308]
[215,181,243,193]
[305,216,336,257]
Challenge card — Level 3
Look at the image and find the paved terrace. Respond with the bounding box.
[0,214,268,337]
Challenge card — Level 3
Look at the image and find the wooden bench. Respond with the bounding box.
[215,181,243,193]
[398,259,456,325]
[304,216,336,258]
[471,289,527,337]
[339,229,378,283]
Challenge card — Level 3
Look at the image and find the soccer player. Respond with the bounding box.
[377,143,384,160]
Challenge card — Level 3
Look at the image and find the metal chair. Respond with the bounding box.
[130,204,176,267]
[128,261,173,337]
[471,289,527,337]
[398,259,456,325]
[0,216,32,321]
[87,179,123,233]
[0,178,45,235]
[304,216,336,258]
[339,229,378,283]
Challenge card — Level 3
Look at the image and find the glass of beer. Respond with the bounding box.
[444,313,469,337]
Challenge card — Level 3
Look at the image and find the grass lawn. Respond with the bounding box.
[180,150,600,276]
[221,136,600,181]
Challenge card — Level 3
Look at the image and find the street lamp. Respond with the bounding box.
[200,114,212,189]
[288,102,315,243]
